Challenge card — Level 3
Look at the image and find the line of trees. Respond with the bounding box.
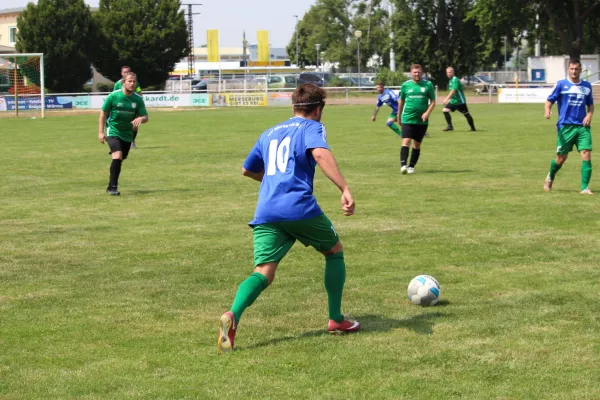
[16,0,190,93]
[287,0,600,87]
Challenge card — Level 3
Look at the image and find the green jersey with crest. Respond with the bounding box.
[399,79,436,125]
[102,90,148,142]
[113,79,142,93]
[448,76,466,105]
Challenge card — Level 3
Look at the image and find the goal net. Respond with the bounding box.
[0,53,45,118]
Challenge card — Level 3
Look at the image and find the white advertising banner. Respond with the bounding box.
[498,87,553,103]
[89,93,211,109]
[268,92,292,107]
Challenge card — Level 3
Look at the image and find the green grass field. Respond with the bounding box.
[1,104,599,399]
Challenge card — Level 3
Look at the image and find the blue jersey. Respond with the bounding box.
[243,117,330,226]
[377,89,399,114]
[547,79,594,130]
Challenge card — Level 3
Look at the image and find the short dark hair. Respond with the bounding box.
[376,81,384,86]
[121,65,131,72]
[292,84,327,115]
[568,58,582,67]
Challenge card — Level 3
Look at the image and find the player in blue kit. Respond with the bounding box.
[218,84,360,353]
[544,59,594,194]
[371,82,402,136]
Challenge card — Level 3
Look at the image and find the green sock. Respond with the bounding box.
[324,252,346,323]
[230,272,269,324]
[581,160,592,191]
[549,160,562,180]
[388,123,402,136]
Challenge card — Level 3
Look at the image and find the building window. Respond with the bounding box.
[9,27,17,44]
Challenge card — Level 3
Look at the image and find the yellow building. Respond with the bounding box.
[0,7,20,52]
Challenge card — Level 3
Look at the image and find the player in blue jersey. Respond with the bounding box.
[218,84,359,353]
[544,59,594,194]
[371,82,402,136]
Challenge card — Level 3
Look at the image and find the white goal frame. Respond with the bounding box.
[1,53,45,118]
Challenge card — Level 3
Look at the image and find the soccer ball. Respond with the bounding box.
[407,275,441,306]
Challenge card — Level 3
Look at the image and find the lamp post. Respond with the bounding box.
[293,15,299,71]
[316,43,321,76]
[320,51,326,81]
[389,1,395,71]
[355,30,362,87]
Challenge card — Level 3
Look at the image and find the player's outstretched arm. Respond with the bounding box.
[132,115,148,128]
[584,104,594,126]
[242,167,264,182]
[372,106,380,121]
[312,147,354,216]
[544,100,553,119]
[98,111,108,144]
[422,100,436,122]
[444,90,456,105]
[397,99,405,125]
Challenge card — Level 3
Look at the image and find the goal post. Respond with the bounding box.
[0,53,45,118]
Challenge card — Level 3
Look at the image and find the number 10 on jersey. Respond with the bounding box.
[267,137,291,175]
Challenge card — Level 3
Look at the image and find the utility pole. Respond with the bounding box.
[389,1,395,71]
[182,3,202,77]
[502,36,507,81]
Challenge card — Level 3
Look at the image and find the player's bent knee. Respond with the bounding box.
[323,241,343,256]
[442,108,451,112]
[254,262,277,285]
[386,120,394,127]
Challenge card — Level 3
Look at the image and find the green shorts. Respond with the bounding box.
[556,125,592,154]
[253,214,339,266]
[388,112,398,120]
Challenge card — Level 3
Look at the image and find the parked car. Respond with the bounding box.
[191,80,208,92]
[267,75,297,89]
[353,77,375,87]
[298,72,331,87]
[470,75,504,95]
[338,77,374,88]
[251,77,267,90]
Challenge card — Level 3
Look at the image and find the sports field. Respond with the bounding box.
[1,104,599,399]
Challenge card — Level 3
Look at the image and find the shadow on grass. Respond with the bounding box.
[356,310,446,335]
[244,308,448,350]
[423,170,474,174]
[130,188,201,195]
[130,146,168,150]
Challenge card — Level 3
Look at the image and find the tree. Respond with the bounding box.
[93,0,189,88]
[287,0,356,69]
[391,0,481,87]
[16,0,96,93]
[351,0,391,71]
[470,0,600,59]
[287,0,394,71]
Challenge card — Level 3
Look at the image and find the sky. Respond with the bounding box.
[2,0,317,48]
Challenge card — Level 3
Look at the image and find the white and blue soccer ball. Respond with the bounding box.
[407,275,441,306]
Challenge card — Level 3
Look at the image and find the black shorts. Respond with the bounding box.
[446,103,469,114]
[401,124,428,143]
[107,136,132,160]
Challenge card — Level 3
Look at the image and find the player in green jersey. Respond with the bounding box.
[114,66,143,148]
[442,67,476,132]
[397,64,436,174]
[99,72,148,195]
